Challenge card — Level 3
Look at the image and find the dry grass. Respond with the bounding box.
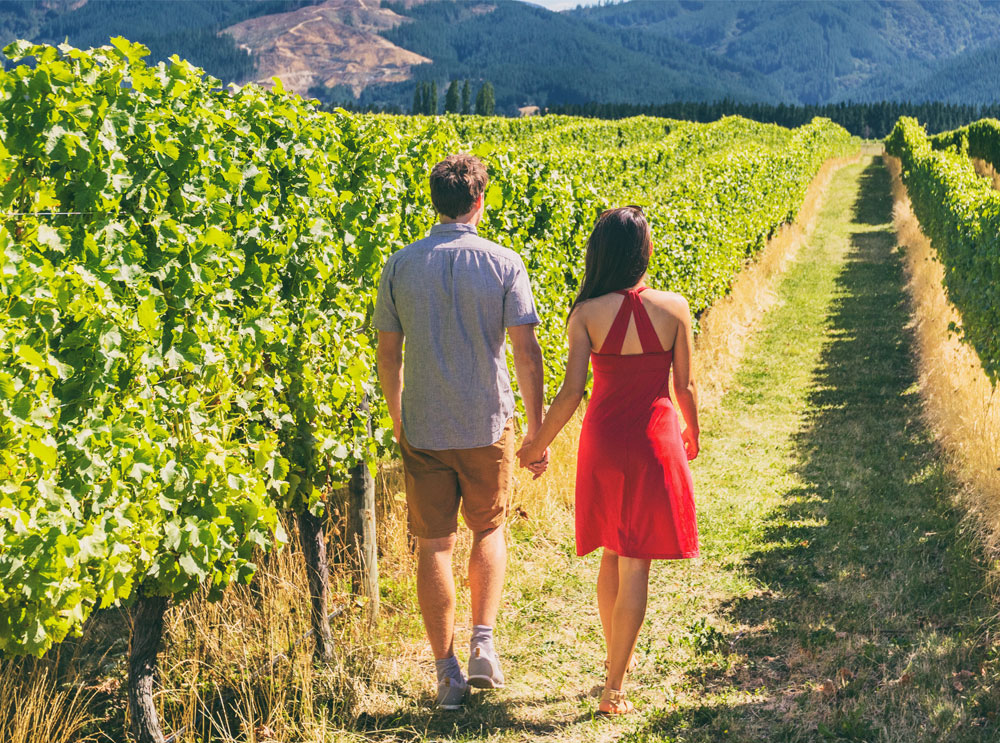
[693,153,860,408]
[0,657,97,743]
[886,153,1000,561]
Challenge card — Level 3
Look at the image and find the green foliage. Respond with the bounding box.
[0,38,856,658]
[886,117,1000,383]
[929,117,1000,172]
[0,38,405,656]
[684,617,727,655]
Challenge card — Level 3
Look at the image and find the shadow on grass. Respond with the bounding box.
[630,160,1000,741]
[352,689,590,741]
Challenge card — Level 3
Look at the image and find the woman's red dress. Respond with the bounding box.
[575,288,699,560]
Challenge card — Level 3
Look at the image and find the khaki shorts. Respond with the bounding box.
[399,419,515,539]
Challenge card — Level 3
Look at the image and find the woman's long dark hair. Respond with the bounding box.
[569,206,652,318]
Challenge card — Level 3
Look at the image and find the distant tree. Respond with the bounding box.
[412,83,422,115]
[541,98,1000,139]
[429,80,438,114]
[461,80,471,115]
[444,80,460,113]
[475,81,495,116]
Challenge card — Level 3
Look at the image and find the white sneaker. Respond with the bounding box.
[467,644,505,689]
[435,676,468,710]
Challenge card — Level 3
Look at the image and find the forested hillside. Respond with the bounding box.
[2,0,1000,113]
[370,0,779,109]
[898,41,1000,103]
[575,0,1000,105]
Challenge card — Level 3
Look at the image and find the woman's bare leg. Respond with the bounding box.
[605,556,651,691]
[597,549,619,655]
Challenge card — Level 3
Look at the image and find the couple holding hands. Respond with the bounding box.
[374,153,699,715]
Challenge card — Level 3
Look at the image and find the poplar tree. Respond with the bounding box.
[429,80,438,114]
[445,80,460,113]
[475,81,495,116]
[461,80,471,115]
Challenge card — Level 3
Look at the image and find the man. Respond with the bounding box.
[374,153,547,710]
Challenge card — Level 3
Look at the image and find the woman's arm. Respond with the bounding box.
[516,310,592,468]
[670,297,700,460]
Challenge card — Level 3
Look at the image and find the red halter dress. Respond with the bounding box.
[575,288,699,560]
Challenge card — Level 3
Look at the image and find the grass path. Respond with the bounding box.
[353,158,1000,742]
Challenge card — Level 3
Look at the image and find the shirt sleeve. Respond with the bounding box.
[373,257,403,333]
[503,256,540,328]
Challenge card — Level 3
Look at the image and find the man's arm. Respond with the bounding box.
[376,330,404,441]
[507,323,544,438]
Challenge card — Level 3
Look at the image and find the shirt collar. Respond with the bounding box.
[430,222,478,236]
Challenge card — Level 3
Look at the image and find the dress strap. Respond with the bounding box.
[631,289,665,353]
[597,291,634,354]
[598,288,664,355]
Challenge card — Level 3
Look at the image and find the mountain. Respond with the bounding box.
[3,0,1000,111]
[365,0,781,109]
[898,41,1000,104]
[574,0,1000,105]
[0,0,84,42]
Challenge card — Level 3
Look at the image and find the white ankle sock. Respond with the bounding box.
[471,624,494,653]
[435,654,464,685]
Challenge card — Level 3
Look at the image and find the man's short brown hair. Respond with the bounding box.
[429,154,489,218]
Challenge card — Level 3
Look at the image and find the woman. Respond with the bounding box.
[517,206,700,715]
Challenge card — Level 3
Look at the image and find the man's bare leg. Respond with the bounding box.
[469,525,506,627]
[417,534,458,659]
[467,524,507,688]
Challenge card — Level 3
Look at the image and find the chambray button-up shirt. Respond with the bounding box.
[373,222,539,451]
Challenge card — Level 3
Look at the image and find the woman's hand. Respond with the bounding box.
[681,426,699,461]
[516,438,550,479]
[513,310,589,481]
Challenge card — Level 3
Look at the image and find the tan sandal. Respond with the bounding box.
[598,687,634,715]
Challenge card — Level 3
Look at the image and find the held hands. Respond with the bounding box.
[516,436,550,480]
[681,426,700,461]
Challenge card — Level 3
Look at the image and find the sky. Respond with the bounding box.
[521,0,600,10]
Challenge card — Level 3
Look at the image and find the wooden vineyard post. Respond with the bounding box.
[128,588,168,743]
[348,396,380,625]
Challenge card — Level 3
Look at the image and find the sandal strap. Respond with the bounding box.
[599,687,633,715]
[606,688,627,704]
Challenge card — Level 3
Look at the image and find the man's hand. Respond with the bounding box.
[392,417,402,443]
[516,437,550,479]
